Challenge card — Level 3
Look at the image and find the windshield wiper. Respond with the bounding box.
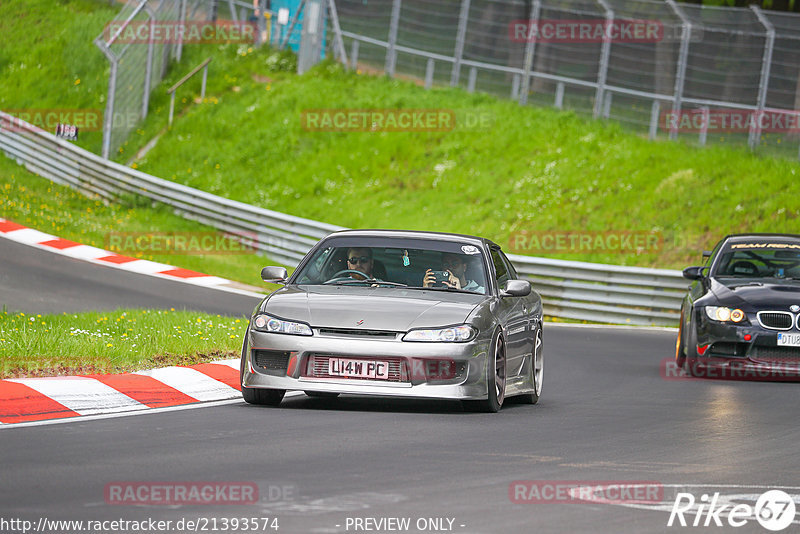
[405,285,477,294]
[330,279,408,287]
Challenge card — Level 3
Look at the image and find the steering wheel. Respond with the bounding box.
[324,269,372,284]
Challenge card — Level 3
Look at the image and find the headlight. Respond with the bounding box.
[252,314,312,336]
[402,325,477,342]
[705,306,746,323]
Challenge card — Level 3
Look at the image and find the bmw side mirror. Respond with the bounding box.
[261,266,288,284]
[682,266,706,281]
[501,279,531,297]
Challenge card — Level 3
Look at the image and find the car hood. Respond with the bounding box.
[262,285,486,331]
[710,278,800,309]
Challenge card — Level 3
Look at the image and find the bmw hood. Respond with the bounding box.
[710,278,800,310]
[261,285,485,331]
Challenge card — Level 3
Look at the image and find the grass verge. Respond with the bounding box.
[0,308,247,378]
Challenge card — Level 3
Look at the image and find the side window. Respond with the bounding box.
[490,248,510,287]
[499,250,518,280]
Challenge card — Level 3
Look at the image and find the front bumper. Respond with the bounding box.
[242,328,493,400]
[691,318,800,380]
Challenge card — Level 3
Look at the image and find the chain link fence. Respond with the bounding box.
[333,0,800,159]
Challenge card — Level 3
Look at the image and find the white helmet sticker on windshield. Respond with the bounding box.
[461,245,480,255]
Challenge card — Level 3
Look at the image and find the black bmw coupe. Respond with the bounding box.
[677,233,800,380]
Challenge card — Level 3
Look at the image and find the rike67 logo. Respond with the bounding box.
[668,489,797,531]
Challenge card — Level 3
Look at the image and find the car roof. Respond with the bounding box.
[323,229,500,249]
[720,233,800,245]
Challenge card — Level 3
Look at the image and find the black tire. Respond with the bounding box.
[304,391,340,398]
[683,315,702,377]
[520,328,543,405]
[675,307,687,369]
[242,386,285,406]
[240,327,286,406]
[463,329,506,413]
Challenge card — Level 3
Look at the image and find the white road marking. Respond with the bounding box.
[5,376,145,415]
[134,366,240,401]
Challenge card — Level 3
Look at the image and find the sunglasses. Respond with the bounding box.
[348,256,371,264]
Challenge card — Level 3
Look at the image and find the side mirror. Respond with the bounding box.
[261,266,288,284]
[682,266,706,281]
[501,279,531,297]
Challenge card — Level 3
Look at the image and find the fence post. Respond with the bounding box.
[176,0,187,62]
[698,106,709,146]
[666,0,691,142]
[749,5,775,151]
[555,82,564,109]
[467,67,477,92]
[424,58,435,89]
[94,38,118,160]
[450,0,471,87]
[519,0,541,105]
[142,4,156,119]
[326,0,349,69]
[649,100,660,140]
[593,0,614,119]
[350,40,360,70]
[385,0,402,77]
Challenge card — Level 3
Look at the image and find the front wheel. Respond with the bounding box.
[242,386,285,406]
[240,328,286,406]
[463,330,506,413]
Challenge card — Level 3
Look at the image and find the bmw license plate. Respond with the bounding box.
[328,358,389,379]
[777,333,800,347]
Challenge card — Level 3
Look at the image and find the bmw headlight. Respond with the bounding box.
[252,314,312,336]
[402,325,477,342]
[705,306,746,323]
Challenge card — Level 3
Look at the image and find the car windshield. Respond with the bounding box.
[713,240,800,279]
[291,236,489,294]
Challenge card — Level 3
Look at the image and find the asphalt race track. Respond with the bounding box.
[3,241,800,533]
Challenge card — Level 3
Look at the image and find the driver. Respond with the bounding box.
[423,252,484,292]
[346,247,375,280]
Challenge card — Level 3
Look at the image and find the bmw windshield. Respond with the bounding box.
[291,236,489,295]
[712,238,800,280]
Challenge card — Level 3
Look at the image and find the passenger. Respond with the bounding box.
[423,252,484,293]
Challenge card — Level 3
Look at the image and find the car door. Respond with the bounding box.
[490,246,529,378]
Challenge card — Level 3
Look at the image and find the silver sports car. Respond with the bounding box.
[240,229,543,412]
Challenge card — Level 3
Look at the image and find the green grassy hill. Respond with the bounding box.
[119,45,800,269]
[2,1,799,270]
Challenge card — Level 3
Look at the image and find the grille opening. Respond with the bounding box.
[304,355,408,382]
[751,346,800,364]
[757,312,794,330]
[253,350,290,375]
[708,342,747,357]
[317,328,398,339]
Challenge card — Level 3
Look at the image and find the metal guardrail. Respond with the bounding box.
[0,111,685,326]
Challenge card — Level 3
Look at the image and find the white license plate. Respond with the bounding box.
[328,358,390,379]
[777,333,800,347]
